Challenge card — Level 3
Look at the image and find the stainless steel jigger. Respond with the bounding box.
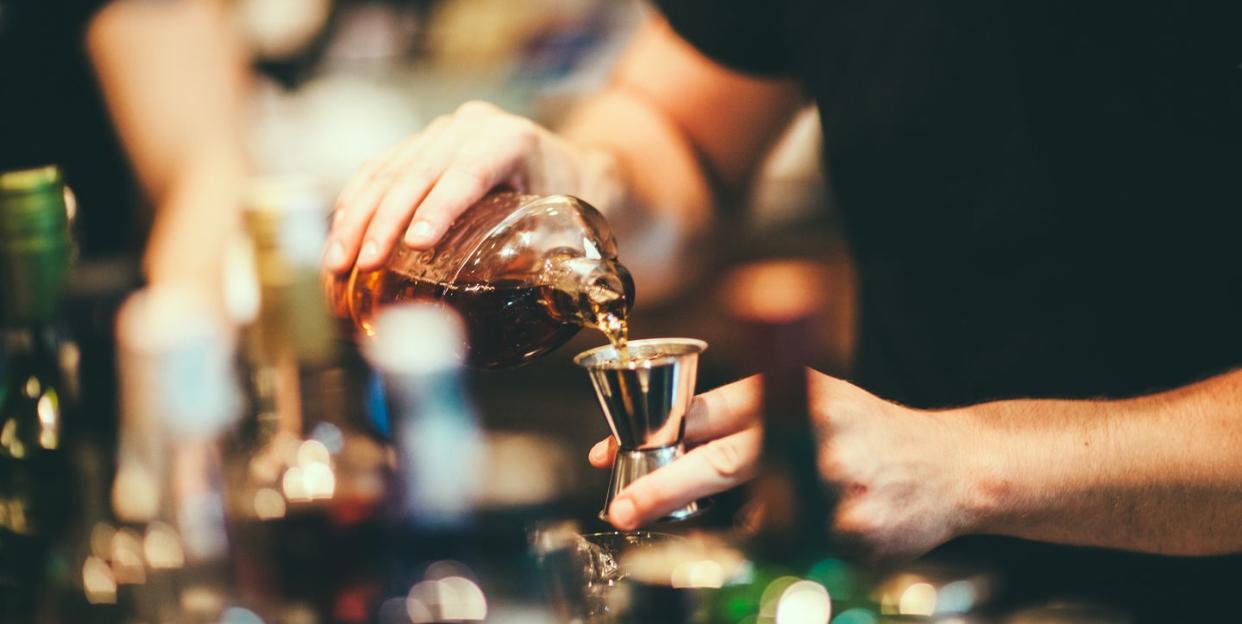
[574,338,709,523]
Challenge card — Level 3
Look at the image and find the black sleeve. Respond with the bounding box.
[649,0,794,77]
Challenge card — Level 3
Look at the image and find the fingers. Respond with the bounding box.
[325,101,539,273]
[326,152,392,272]
[588,436,617,468]
[402,117,537,248]
[607,427,761,530]
[354,126,456,269]
[683,375,762,444]
[586,376,761,470]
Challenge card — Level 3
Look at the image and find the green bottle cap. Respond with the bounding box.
[0,165,73,323]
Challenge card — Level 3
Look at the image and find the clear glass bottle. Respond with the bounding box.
[326,192,635,369]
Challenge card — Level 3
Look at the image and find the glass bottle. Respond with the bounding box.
[365,303,555,622]
[710,261,875,623]
[326,192,635,368]
[0,165,78,621]
[230,176,390,624]
[111,285,242,623]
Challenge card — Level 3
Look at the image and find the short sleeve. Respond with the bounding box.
[649,0,794,77]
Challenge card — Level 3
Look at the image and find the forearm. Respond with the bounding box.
[957,370,1242,555]
[560,89,713,302]
[558,14,800,303]
[88,0,247,292]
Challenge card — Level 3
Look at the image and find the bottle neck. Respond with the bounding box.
[542,256,634,327]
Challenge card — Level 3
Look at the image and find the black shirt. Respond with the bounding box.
[655,0,1242,619]
[0,0,145,259]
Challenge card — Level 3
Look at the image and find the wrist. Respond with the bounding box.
[944,404,1015,537]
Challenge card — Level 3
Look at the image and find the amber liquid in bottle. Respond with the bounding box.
[344,268,632,369]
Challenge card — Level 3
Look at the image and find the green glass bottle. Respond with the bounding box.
[0,165,77,620]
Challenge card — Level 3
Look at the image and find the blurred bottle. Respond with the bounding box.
[326,192,635,368]
[365,303,559,622]
[111,285,242,622]
[365,304,484,529]
[0,165,80,621]
[228,176,390,623]
[714,260,874,623]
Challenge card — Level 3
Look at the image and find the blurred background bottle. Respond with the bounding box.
[227,176,391,623]
[365,303,562,622]
[709,260,874,623]
[327,192,635,368]
[110,285,242,622]
[0,165,79,621]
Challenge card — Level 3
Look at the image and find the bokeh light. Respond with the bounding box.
[775,580,832,624]
[111,528,146,585]
[898,582,937,616]
[406,575,488,623]
[253,487,287,519]
[220,607,266,624]
[831,608,877,624]
[82,556,117,604]
[937,580,978,614]
[296,439,331,467]
[670,559,726,589]
[143,521,185,570]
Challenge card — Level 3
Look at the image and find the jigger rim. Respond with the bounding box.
[573,337,708,370]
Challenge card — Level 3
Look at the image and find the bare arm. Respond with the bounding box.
[561,16,802,298]
[959,370,1242,555]
[87,0,247,294]
[592,369,1242,558]
[326,14,801,302]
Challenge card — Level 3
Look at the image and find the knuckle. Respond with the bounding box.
[506,117,540,143]
[456,99,498,117]
[818,448,845,479]
[425,114,452,132]
[399,167,439,190]
[449,166,490,195]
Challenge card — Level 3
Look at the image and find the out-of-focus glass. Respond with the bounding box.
[539,527,685,624]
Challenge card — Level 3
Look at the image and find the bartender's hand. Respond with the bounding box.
[324,101,624,273]
[588,371,984,560]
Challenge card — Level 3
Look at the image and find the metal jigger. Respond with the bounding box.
[574,338,709,523]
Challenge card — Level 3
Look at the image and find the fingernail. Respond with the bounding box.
[589,441,607,462]
[324,241,345,267]
[358,240,378,264]
[405,220,434,245]
[610,498,636,529]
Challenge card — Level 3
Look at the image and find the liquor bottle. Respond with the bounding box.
[111,284,242,623]
[714,261,873,623]
[0,165,78,621]
[229,176,390,623]
[366,303,559,621]
[325,192,635,368]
